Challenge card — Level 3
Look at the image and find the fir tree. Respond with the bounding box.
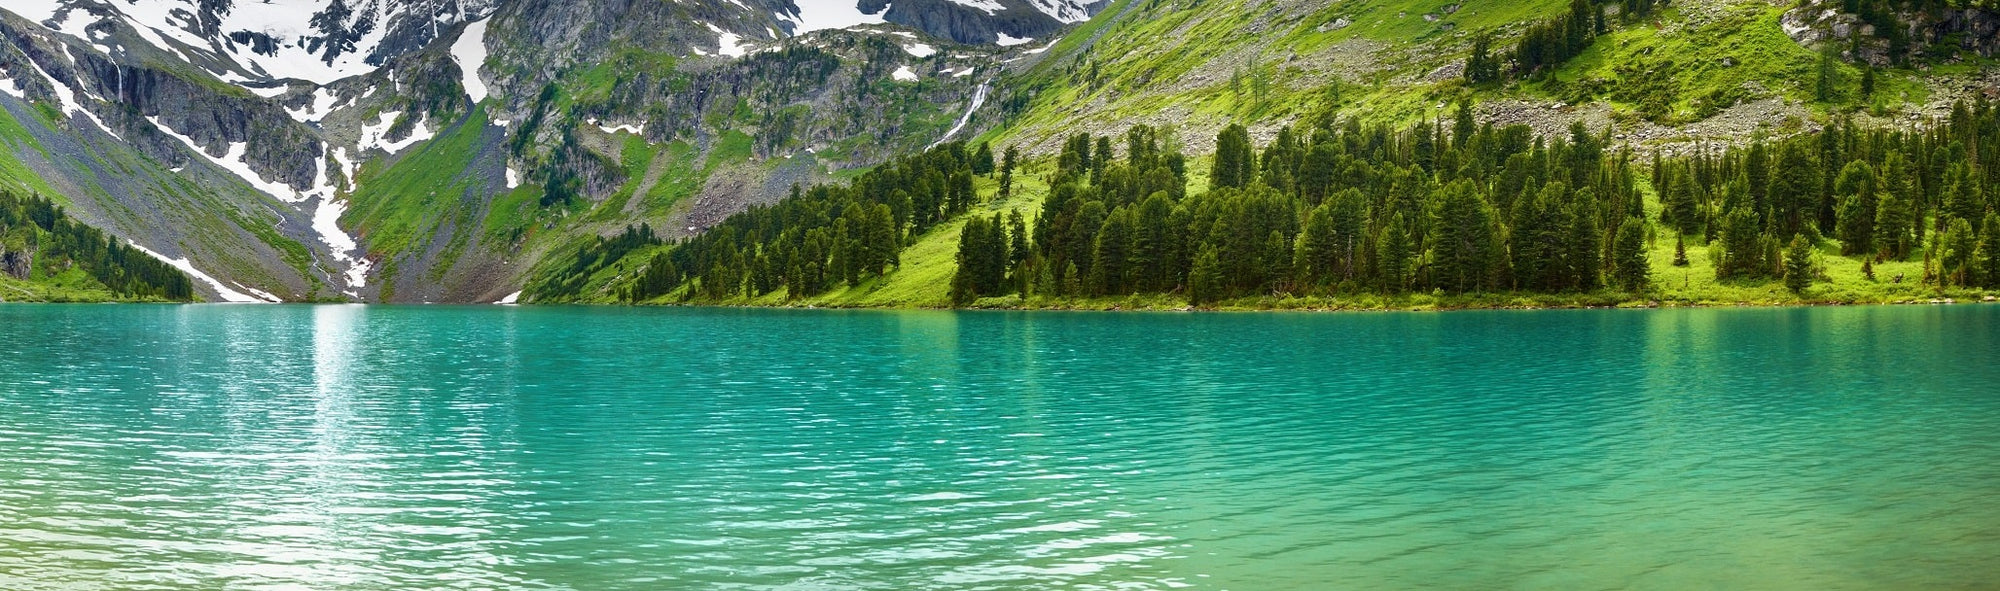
[1212,124,1255,191]
[1784,234,1815,293]
[971,142,996,176]
[1834,160,1878,255]
[1188,244,1224,306]
[1979,212,2000,288]
[1431,180,1500,293]
[1613,217,1651,291]
[1940,217,1978,287]
[1378,215,1412,292]
[999,146,1018,199]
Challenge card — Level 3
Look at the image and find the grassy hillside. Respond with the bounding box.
[985,0,1989,156]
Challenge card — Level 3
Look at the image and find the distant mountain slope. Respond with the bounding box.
[988,0,1999,156]
[0,0,1055,302]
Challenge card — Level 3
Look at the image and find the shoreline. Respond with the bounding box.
[604,291,2000,313]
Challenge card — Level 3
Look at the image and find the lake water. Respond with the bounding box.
[1,304,1997,589]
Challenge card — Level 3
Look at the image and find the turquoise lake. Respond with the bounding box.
[1,304,1997,589]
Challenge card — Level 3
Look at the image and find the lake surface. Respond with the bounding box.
[1,304,1997,589]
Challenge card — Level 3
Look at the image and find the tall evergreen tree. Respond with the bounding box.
[1612,217,1650,292]
[971,142,996,176]
[1212,124,1255,191]
[999,146,1018,199]
[1834,160,1879,255]
[1430,180,1501,292]
[1784,234,1815,293]
[1940,217,1979,287]
[1378,214,1412,292]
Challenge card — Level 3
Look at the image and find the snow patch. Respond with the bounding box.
[357,111,434,155]
[451,19,491,104]
[705,23,748,57]
[124,240,272,303]
[903,43,936,57]
[594,119,645,136]
[311,196,371,291]
[1025,39,1060,54]
[1027,0,1095,23]
[892,65,918,82]
[946,0,1006,15]
[505,166,521,189]
[0,78,21,99]
[247,84,291,98]
[777,1,889,35]
[995,33,1034,47]
[21,53,115,138]
[497,291,521,305]
[149,116,309,203]
[286,88,342,123]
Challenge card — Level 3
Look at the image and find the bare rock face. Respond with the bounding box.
[1783,1,2000,65]
[1,249,30,280]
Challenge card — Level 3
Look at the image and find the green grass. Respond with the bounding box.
[346,105,493,258]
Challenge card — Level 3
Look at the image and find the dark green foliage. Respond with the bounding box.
[0,190,195,301]
[971,141,996,176]
[1768,142,1818,238]
[951,214,1011,303]
[999,146,1018,199]
[545,143,981,302]
[1875,153,1916,260]
[1513,0,1602,77]
[1814,51,1838,102]
[1431,180,1502,292]
[1784,234,1815,293]
[1464,33,1501,85]
[1979,213,2000,288]
[1211,124,1255,191]
[1613,217,1650,292]
[1717,206,1768,279]
[1188,244,1223,306]
[1834,160,1878,255]
[1939,217,1978,287]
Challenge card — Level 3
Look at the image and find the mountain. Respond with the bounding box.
[0,0,1995,305]
[0,0,1054,302]
[521,0,2000,309]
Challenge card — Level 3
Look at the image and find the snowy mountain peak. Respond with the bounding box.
[6,0,493,85]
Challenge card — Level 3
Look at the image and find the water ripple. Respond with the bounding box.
[0,305,1996,589]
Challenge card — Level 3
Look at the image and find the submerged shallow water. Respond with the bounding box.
[0,304,1996,589]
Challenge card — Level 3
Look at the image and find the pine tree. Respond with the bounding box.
[1784,234,1815,293]
[952,216,993,304]
[1673,233,1689,267]
[1718,206,1766,279]
[1377,215,1412,292]
[1093,136,1114,184]
[1613,217,1651,291]
[1465,33,1500,84]
[972,141,996,175]
[1769,142,1817,239]
[1188,244,1224,306]
[1431,180,1500,292]
[1212,124,1255,191]
[1877,153,1915,260]
[1979,212,2000,288]
[1834,160,1878,255]
[1567,196,1603,290]
[1940,217,1978,287]
[999,146,1018,199]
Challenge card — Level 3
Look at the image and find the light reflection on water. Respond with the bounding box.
[0,304,1997,589]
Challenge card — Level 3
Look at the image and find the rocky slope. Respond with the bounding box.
[0,0,1056,302]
